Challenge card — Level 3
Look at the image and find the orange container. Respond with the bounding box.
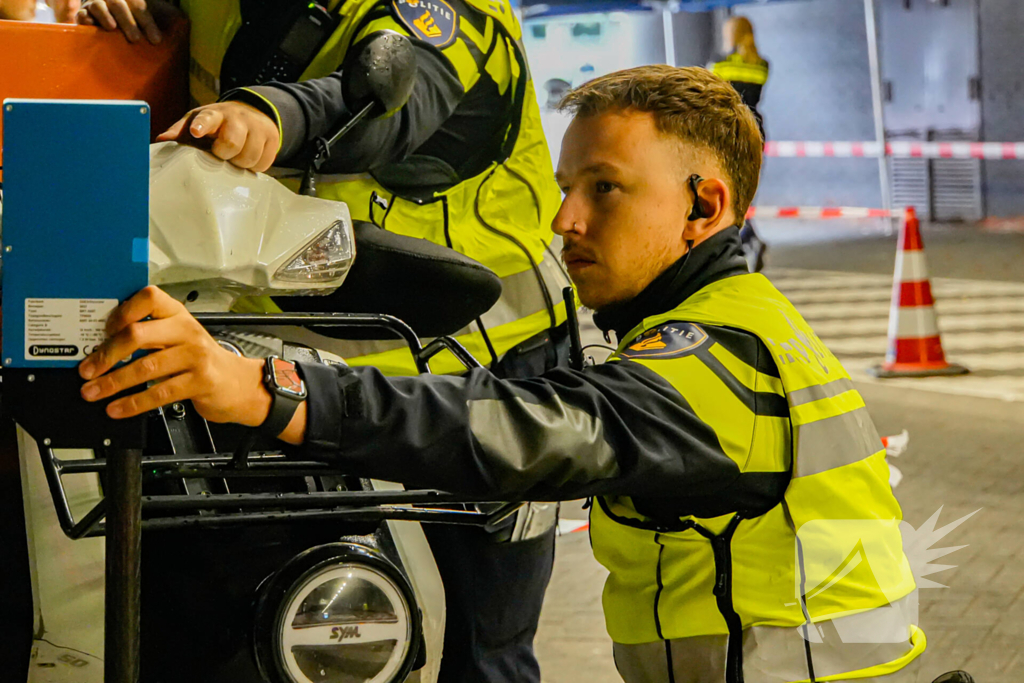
[0,17,190,181]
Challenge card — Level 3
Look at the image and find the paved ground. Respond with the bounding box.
[535,223,1024,683]
[771,268,1024,402]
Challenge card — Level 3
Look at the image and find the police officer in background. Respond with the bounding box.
[710,15,769,273]
[78,0,569,680]
[78,65,951,683]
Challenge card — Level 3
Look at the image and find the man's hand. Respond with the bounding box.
[78,286,273,427]
[157,103,281,173]
[75,0,177,44]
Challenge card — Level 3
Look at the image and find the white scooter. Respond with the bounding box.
[3,31,520,683]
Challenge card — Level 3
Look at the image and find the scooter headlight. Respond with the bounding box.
[275,220,355,285]
[255,543,420,683]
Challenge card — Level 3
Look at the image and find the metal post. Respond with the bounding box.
[662,7,676,67]
[105,448,142,683]
[863,0,894,231]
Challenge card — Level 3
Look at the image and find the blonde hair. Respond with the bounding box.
[725,16,761,63]
[559,65,763,220]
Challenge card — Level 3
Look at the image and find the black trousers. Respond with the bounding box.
[426,323,569,683]
[424,523,556,683]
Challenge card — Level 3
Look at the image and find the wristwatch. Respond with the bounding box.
[260,356,307,437]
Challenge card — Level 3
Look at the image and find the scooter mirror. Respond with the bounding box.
[341,30,417,119]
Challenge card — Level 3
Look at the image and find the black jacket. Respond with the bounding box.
[222,0,512,190]
[297,228,791,519]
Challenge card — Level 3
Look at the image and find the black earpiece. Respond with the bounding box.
[687,174,710,221]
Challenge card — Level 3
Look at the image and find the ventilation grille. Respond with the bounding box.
[890,157,930,220]
[888,130,983,221]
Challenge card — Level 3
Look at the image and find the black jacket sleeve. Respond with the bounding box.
[222,37,464,173]
[296,340,791,517]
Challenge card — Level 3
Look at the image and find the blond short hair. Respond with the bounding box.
[559,65,763,220]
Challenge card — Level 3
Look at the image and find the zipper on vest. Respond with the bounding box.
[709,514,744,683]
[654,533,667,640]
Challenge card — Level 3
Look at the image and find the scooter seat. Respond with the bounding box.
[274,221,502,338]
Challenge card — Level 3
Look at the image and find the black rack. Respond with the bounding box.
[25,311,519,683]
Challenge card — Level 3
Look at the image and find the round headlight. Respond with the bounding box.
[255,543,420,683]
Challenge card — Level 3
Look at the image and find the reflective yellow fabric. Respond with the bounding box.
[591,273,921,679]
[184,0,565,376]
[711,53,769,85]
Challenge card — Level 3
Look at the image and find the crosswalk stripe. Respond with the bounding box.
[808,312,1024,337]
[782,282,1024,305]
[792,297,1024,320]
[822,331,1024,355]
[766,268,1024,402]
[769,275,893,291]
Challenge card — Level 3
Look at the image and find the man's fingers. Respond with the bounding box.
[255,139,278,173]
[105,286,184,336]
[81,314,192,382]
[230,131,268,170]
[130,1,162,44]
[190,109,225,139]
[106,0,143,42]
[210,116,248,161]
[83,0,117,30]
[106,373,195,419]
[75,6,96,24]
[81,345,191,403]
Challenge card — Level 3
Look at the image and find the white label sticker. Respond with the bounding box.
[24,298,117,361]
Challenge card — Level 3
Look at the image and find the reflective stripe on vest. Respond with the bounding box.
[613,597,925,683]
[591,273,921,681]
[711,53,769,85]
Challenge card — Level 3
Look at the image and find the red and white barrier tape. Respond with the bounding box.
[557,519,589,535]
[746,206,892,219]
[764,141,1024,160]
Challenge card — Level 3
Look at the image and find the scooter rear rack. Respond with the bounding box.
[40,444,523,540]
[18,311,522,683]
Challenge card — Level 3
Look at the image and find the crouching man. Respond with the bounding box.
[79,66,928,683]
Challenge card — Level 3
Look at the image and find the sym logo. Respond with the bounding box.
[330,625,361,641]
[29,345,78,357]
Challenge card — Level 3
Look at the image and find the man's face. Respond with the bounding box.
[554,110,694,310]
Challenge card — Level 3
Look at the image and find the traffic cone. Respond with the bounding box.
[868,207,968,378]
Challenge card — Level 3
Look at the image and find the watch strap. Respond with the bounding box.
[260,357,305,437]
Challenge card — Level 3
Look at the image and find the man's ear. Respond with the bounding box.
[683,177,732,246]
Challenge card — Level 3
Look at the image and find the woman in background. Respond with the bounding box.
[711,15,769,272]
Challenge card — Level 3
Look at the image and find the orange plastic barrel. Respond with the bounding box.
[0,17,190,181]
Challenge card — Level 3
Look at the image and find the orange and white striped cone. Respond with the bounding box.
[868,207,968,378]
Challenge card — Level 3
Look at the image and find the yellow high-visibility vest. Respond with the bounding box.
[592,273,924,682]
[711,52,769,85]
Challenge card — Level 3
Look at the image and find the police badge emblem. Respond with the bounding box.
[392,0,458,48]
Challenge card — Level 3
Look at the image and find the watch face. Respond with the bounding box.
[272,358,306,398]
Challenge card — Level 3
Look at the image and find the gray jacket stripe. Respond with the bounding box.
[787,377,857,408]
[795,406,883,478]
[468,395,619,489]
